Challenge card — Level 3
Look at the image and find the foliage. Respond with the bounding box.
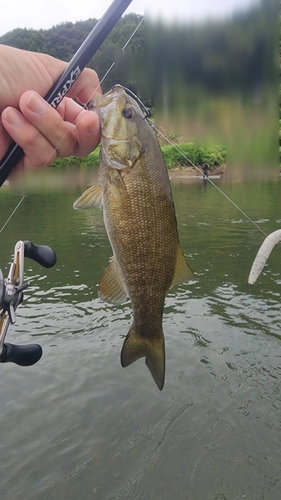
[53,146,100,168]
[2,10,268,166]
[0,2,274,97]
[161,143,225,170]
[134,0,275,104]
[53,142,225,170]
[0,14,143,93]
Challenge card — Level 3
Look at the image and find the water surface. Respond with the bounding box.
[0,172,280,500]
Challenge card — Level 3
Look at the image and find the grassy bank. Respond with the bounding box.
[160,143,226,170]
[53,142,226,170]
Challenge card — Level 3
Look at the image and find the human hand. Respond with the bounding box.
[0,45,101,171]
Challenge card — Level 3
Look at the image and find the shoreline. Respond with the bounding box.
[168,164,226,178]
[1,165,227,189]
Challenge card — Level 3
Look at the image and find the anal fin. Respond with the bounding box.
[171,244,195,288]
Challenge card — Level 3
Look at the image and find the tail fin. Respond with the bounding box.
[121,324,165,391]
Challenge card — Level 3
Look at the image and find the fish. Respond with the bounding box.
[74,85,194,390]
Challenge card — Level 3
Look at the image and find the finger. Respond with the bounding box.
[2,92,100,167]
[1,107,58,168]
[20,92,77,155]
[56,97,92,125]
[72,109,101,158]
[55,98,101,156]
[67,67,102,104]
[19,91,100,157]
[0,110,25,175]
[0,117,11,159]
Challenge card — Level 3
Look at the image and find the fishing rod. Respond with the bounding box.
[0,0,133,187]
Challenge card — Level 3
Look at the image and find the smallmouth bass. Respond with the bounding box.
[74,86,194,390]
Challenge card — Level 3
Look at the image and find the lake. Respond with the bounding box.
[0,169,280,500]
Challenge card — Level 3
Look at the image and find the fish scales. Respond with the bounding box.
[74,86,194,390]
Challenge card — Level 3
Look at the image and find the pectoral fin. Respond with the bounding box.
[98,257,128,304]
[170,244,195,288]
[73,185,103,210]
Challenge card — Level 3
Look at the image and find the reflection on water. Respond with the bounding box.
[0,172,280,500]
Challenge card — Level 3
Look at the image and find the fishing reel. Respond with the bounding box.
[0,240,56,366]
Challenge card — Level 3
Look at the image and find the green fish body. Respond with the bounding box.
[74,86,194,390]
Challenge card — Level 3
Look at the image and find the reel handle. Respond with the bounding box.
[24,241,57,268]
[0,343,43,366]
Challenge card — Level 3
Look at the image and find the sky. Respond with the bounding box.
[0,0,260,37]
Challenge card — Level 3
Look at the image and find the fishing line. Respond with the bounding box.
[92,81,268,239]
[0,15,144,234]
[39,17,144,167]
[99,17,144,88]
[150,123,268,238]
[0,196,25,234]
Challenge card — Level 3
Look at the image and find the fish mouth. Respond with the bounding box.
[112,85,150,118]
[89,85,148,121]
[89,86,126,115]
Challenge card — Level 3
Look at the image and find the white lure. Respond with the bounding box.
[248,229,281,284]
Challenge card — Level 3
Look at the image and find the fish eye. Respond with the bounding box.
[122,107,134,119]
